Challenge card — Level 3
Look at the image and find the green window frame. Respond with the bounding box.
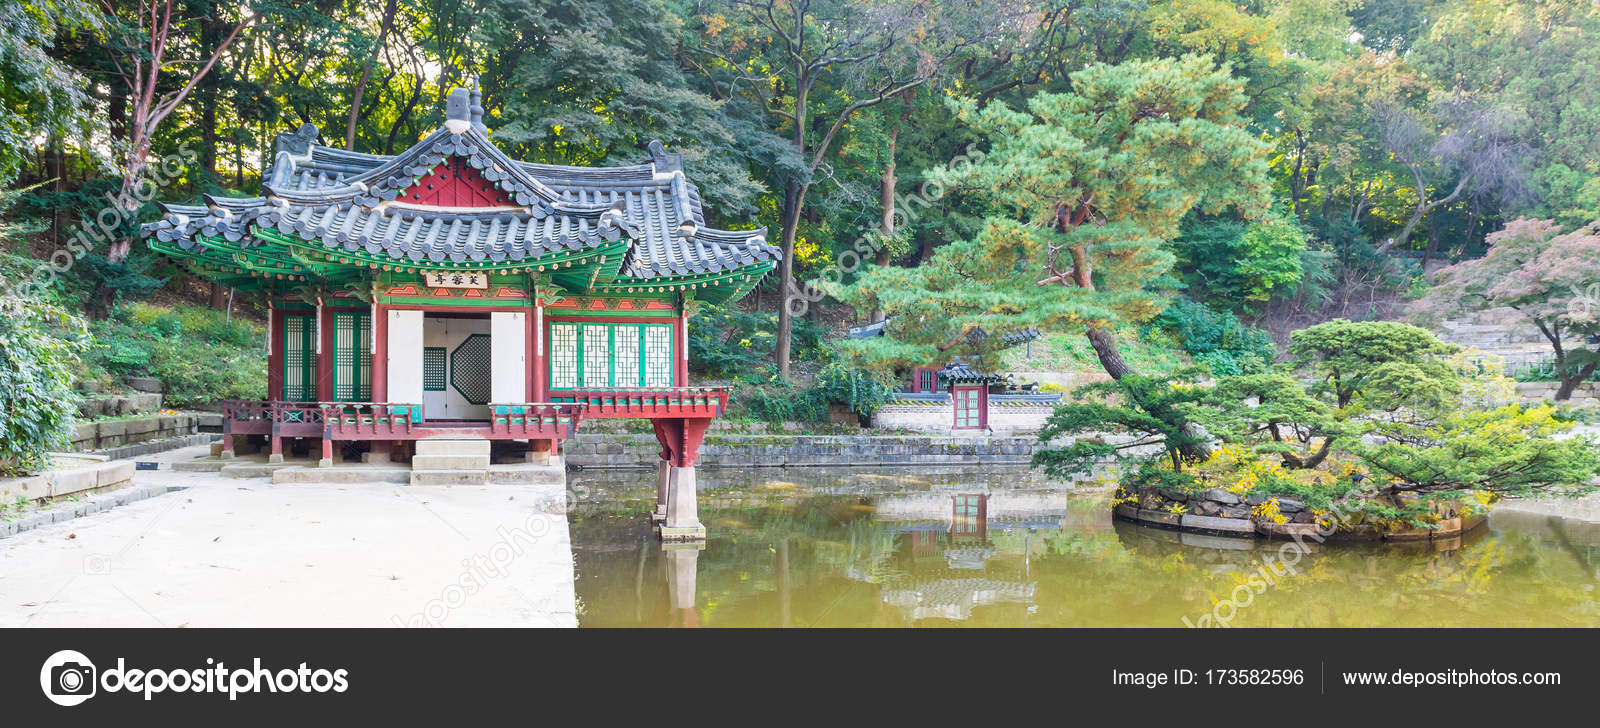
[282,314,315,401]
[332,311,371,402]
[548,321,674,389]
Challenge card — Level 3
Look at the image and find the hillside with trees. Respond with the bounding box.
[4,0,1600,508]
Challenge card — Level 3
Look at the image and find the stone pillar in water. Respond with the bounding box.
[659,466,705,541]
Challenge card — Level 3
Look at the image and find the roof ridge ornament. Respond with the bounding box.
[647,140,682,175]
[470,81,487,134]
[444,87,472,133]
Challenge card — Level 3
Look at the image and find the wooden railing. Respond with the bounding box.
[220,400,589,440]
[488,403,586,439]
[221,400,419,439]
[319,402,422,440]
[548,386,730,418]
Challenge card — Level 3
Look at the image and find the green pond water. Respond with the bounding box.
[568,466,1600,627]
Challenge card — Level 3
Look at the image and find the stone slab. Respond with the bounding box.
[1180,514,1257,535]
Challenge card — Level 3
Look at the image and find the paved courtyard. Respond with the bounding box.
[0,446,577,627]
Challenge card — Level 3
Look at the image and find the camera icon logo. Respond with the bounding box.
[39,650,97,706]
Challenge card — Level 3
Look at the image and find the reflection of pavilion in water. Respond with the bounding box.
[633,490,1077,625]
[866,492,1071,622]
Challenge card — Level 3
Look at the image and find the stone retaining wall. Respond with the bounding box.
[1512,381,1599,405]
[68,414,203,452]
[871,403,1057,434]
[76,393,164,418]
[0,459,137,504]
[565,433,1045,469]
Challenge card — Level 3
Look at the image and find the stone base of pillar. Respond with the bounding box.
[526,446,551,465]
[363,443,392,465]
[659,465,705,541]
[658,523,707,541]
[267,453,284,464]
[317,458,333,468]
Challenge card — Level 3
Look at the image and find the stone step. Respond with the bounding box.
[411,454,491,470]
[414,438,491,456]
[410,469,489,486]
[272,466,411,484]
[487,464,565,485]
[172,459,229,473]
[219,462,304,479]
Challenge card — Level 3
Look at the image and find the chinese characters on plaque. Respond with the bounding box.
[425,271,489,289]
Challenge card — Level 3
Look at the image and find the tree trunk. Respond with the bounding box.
[209,282,228,311]
[870,122,900,323]
[774,58,810,382]
[1085,324,1134,380]
[775,180,803,380]
[347,0,399,150]
[1555,363,1598,401]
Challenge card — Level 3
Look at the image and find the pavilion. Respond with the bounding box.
[142,86,779,539]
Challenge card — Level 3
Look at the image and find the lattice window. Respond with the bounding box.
[356,313,371,400]
[283,314,314,401]
[450,334,493,404]
[583,325,611,387]
[550,323,578,388]
[644,324,672,387]
[613,325,641,387]
[332,312,370,402]
[423,347,446,391]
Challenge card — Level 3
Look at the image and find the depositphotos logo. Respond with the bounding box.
[39,649,349,706]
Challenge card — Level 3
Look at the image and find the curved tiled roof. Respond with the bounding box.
[143,89,777,289]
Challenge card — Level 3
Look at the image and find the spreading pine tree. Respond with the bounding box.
[833,55,1272,378]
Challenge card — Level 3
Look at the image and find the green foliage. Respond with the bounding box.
[726,361,896,426]
[1033,368,1213,478]
[1171,212,1308,307]
[1146,296,1275,376]
[729,378,825,425]
[1354,404,1600,498]
[0,294,85,475]
[809,363,898,420]
[83,302,264,406]
[0,0,100,187]
[1288,319,1463,409]
[689,304,825,379]
[832,55,1272,373]
[476,0,780,217]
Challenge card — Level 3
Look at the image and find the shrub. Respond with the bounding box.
[84,302,265,406]
[1171,213,1308,308]
[0,295,86,475]
[810,363,898,422]
[1147,295,1275,375]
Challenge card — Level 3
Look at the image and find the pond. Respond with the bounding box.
[568,466,1600,627]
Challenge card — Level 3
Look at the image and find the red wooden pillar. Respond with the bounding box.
[371,300,387,403]
[316,302,334,402]
[264,301,284,461]
[532,298,548,402]
[525,301,537,403]
[266,302,284,402]
[675,306,688,387]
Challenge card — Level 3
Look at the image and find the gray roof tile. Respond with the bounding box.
[146,106,777,280]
